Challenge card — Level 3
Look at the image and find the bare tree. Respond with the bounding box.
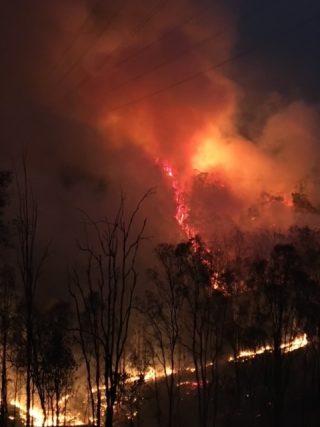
[69,285,103,427]
[15,161,49,427]
[0,265,15,427]
[70,191,151,427]
[0,170,13,427]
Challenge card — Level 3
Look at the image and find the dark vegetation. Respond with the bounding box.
[1,168,320,427]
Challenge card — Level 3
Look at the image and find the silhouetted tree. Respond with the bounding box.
[0,265,15,427]
[15,161,49,427]
[0,171,12,248]
[172,238,227,427]
[289,227,320,401]
[144,243,186,427]
[0,170,12,427]
[33,302,76,426]
[251,243,307,427]
[70,191,151,427]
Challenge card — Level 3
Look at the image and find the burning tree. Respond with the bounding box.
[70,191,151,427]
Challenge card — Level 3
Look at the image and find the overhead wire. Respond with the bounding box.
[114,0,215,68]
[51,0,102,71]
[54,0,129,87]
[49,0,171,100]
[103,9,319,114]
[67,0,292,98]
[42,0,116,95]
[70,0,170,92]
[95,16,246,96]
[70,0,216,93]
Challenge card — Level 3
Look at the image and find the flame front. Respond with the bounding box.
[10,398,84,427]
[228,333,308,362]
[161,160,196,240]
[9,333,308,424]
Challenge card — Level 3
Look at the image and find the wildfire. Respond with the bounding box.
[228,333,308,362]
[10,398,84,427]
[125,366,157,383]
[160,160,197,240]
[7,161,308,425]
[10,333,309,424]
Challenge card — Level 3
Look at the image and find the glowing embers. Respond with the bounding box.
[228,333,308,362]
[177,381,199,389]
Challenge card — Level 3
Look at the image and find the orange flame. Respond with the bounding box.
[228,333,308,362]
[10,398,84,427]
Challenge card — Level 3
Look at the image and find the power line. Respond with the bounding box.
[68,0,292,98]
[42,0,118,95]
[54,0,129,87]
[52,1,102,71]
[66,0,171,94]
[71,0,216,93]
[98,23,237,96]
[114,1,215,68]
[104,11,319,114]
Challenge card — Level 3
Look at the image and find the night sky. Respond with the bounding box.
[1,0,320,300]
